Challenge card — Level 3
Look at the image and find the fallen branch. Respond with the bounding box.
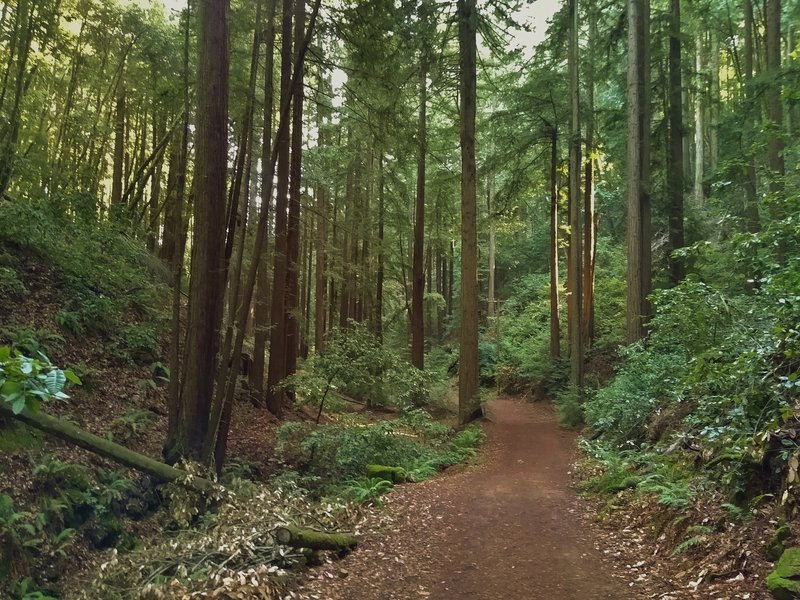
[1,404,218,494]
[274,525,358,551]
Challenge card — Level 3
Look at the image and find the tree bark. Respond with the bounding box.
[458,0,479,423]
[568,0,583,389]
[411,53,427,371]
[250,0,278,394]
[284,0,306,378]
[172,0,229,461]
[693,34,705,205]
[667,0,685,284]
[275,525,357,551]
[549,127,561,361]
[626,0,652,343]
[265,0,295,417]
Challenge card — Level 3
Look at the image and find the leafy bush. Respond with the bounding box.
[276,413,485,494]
[284,323,439,411]
[0,266,27,303]
[0,347,80,414]
[554,384,584,428]
[1,327,65,358]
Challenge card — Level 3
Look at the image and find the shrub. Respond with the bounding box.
[554,385,584,428]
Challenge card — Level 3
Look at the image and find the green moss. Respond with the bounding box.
[768,524,792,562]
[0,421,43,454]
[767,547,800,600]
[365,465,410,483]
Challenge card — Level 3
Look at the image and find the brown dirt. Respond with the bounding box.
[299,397,636,599]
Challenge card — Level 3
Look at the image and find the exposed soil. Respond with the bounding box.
[299,396,636,599]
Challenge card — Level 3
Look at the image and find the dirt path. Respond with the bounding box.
[299,397,634,599]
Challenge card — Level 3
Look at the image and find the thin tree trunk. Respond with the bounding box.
[284,0,306,379]
[694,34,705,205]
[765,0,784,220]
[487,170,496,321]
[667,0,685,284]
[265,0,295,417]
[582,18,596,346]
[374,154,385,341]
[567,0,583,389]
[549,127,561,361]
[742,0,760,235]
[165,0,192,452]
[411,55,427,370]
[250,0,278,394]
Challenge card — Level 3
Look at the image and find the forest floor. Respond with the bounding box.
[297,395,766,600]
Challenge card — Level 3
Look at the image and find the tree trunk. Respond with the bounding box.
[265,0,295,417]
[667,0,685,284]
[275,525,358,551]
[171,0,229,461]
[626,0,652,343]
[411,54,427,371]
[693,34,705,205]
[458,0,479,423]
[284,0,306,379]
[765,0,784,216]
[374,155,385,341]
[110,80,126,211]
[549,127,561,361]
[4,405,218,494]
[568,0,583,389]
[742,0,760,236]
[250,0,278,394]
[487,170,496,321]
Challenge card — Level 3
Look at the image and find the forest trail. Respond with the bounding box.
[300,397,633,599]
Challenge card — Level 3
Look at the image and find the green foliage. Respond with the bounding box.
[478,340,497,384]
[111,408,153,442]
[1,327,65,358]
[33,456,92,495]
[0,347,80,415]
[637,472,695,511]
[554,384,584,428]
[343,477,393,506]
[10,576,59,600]
[0,201,168,356]
[672,525,713,556]
[112,324,159,364]
[0,266,27,305]
[276,413,485,495]
[449,425,486,460]
[284,323,438,411]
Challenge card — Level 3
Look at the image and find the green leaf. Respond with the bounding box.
[0,346,10,362]
[12,396,26,414]
[63,369,82,385]
[44,369,66,395]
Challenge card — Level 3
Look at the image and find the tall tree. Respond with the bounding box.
[626,0,652,343]
[458,0,479,423]
[265,0,294,417]
[568,0,583,388]
[411,10,429,370]
[284,0,306,378]
[250,0,279,393]
[169,0,229,461]
[667,0,685,284]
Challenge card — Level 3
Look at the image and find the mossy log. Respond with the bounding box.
[0,405,218,494]
[366,464,410,483]
[274,525,358,551]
